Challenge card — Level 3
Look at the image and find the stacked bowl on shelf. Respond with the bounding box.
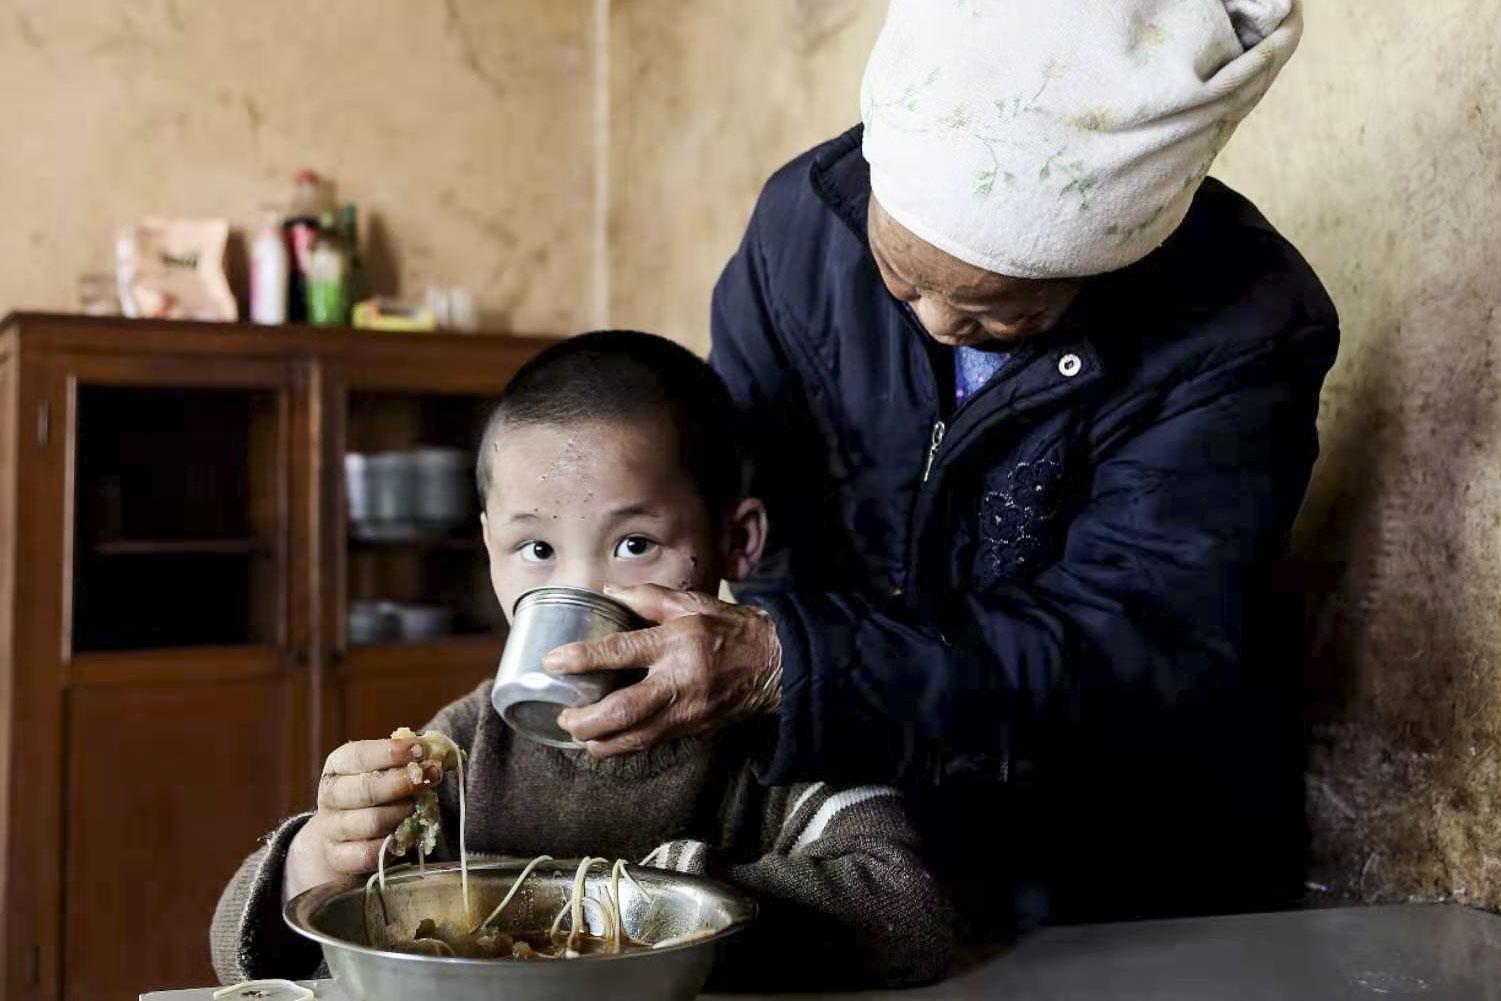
[345,447,473,644]
[345,447,472,539]
[347,600,457,644]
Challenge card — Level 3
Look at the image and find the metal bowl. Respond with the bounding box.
[285,859,756,1001]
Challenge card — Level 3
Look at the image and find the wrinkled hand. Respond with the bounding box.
[546,584,783,757]
[284,737,444,900]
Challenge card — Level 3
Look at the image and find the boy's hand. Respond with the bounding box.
[284,738,443,899]
[546,583,783,758]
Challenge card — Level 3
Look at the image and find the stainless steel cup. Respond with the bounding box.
[491,586,644,749]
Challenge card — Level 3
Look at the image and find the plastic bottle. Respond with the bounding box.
[339,204,366,309]
[114,229,139,319]
[305,213,349,326]
[284,170,332,322]
[249,208,289,325]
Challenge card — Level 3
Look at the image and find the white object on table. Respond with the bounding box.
[147,985,330,1001]
[213,981,313,1001]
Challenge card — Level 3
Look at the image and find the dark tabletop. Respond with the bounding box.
[144,904,1501,1000]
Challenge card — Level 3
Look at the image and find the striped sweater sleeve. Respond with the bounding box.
[641,778,953,988]
[208,813,326,984]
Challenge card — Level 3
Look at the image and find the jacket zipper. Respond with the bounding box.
[922,420,947,482]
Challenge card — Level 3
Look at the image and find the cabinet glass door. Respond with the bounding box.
[342,389,500,647]
[72,384,284,652]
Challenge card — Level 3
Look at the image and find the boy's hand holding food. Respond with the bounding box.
[284,737,444,900]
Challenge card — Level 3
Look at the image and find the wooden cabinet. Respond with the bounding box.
[0,314,555,1001]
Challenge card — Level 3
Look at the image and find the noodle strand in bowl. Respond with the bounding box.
[473,854,555,933]
[362,728,671,959]
[365,852,661,960]
[456,748,469,922]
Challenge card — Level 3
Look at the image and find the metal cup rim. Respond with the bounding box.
[494,672,597,750]
[510,586,643,630]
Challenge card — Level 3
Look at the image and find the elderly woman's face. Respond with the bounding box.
[868,198,1082,348]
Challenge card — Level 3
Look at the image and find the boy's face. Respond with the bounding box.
[479,416,762,621]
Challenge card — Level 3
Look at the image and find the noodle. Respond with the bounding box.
[566,857,601,952]
[365,727,675,961]
[377,833,395,893]
[473,854,555,933]
[455,749,469,921]
[367,853,659,960]
[609,858,654,952]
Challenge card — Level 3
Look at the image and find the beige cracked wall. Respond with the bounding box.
[1216,1,1501,907]
[604,0,884,349]
[0,0,597,333]
[604,0,1501,908]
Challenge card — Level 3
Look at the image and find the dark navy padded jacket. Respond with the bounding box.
[710,127,1339,921]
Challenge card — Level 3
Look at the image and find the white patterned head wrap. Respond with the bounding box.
[860,0,1302,279]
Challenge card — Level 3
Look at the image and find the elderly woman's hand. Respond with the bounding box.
[545,583,782,756]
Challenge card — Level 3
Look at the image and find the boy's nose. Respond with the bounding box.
[552,559,607,595]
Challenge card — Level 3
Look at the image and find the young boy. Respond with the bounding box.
[211,331,952,989]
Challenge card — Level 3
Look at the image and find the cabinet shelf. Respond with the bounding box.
[348,532,481,551]
[87,538,262,557]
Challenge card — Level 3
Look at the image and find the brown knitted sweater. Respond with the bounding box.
[210,680,952,990]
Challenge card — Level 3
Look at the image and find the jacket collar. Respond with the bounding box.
[808,125,874,247]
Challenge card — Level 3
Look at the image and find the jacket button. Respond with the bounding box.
[1058,353,1083,378]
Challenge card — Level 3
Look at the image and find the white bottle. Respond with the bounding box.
[250,210,289,325]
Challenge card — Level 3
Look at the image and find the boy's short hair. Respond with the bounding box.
[476,330,745,516]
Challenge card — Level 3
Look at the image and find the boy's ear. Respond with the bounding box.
[480,511,492,551]
[721,498,768,583]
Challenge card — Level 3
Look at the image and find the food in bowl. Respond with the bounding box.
[384,727,469,915]
[373,726,713,963]
[367,855,710,961]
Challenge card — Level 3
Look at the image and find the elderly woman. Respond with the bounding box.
[549,0,1335,925]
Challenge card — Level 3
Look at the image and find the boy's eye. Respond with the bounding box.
[613,535,658,560]
[519,541,555,563]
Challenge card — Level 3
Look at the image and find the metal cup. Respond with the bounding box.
[491,586,644,749]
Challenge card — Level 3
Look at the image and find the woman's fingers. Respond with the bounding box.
[551,599,782,756]
[324,737,425,776]
[321,801,415,843]
[557,675,676,743]
[542,587,721,674]
[318,761,439,809]
[603,583,711,624]
[544,624,668,674]
[581,718,678,759]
